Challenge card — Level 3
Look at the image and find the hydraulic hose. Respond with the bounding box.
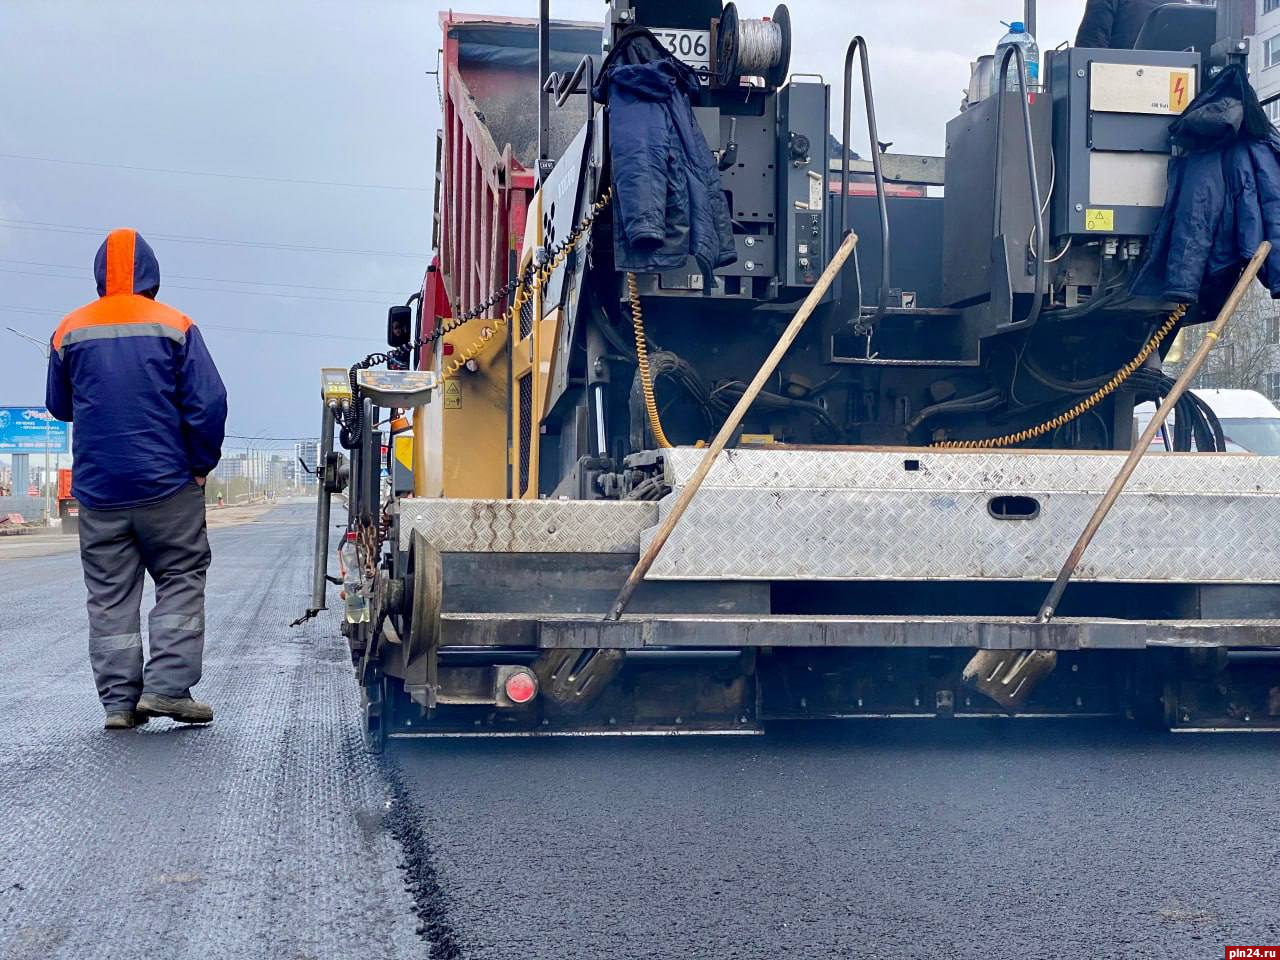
[937,305,1187,449]
[1126,368,1224,453]
[907,388,1003,434]
[627,272,673,449]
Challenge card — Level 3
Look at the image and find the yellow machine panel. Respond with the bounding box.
[320,367,353,404]
[414,318,509,500]
[413,179,577,502]
[511,191,546,500]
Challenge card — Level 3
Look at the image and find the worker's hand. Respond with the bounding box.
[194,476,206,488]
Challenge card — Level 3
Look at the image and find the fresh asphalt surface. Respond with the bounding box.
[2,503,1278,960]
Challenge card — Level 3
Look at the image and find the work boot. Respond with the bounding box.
[103,711,149,730]
[137,693,214,725]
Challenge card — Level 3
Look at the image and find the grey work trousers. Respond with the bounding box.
[78,482,211,713]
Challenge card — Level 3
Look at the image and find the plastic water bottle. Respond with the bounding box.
[995,21,1039,94]
[340,531,369,624]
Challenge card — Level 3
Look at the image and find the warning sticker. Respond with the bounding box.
[1090,63,1197,116]
[808,171,824,212]
[1085,209,1115,233]
[444,380,462,409]
[1169,71,1192,114]
[393,435,413,471]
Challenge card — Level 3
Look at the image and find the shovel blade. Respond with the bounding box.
[962,649,1059,711]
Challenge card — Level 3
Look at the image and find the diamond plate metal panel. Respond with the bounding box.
[662,448,1280,496]
[398,499,657,553]
[649,449,1280,583]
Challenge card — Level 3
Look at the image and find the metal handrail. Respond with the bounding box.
[537,0,551,180]
[543,55,595,109]
[992,43,1045,330]
[840,37,890,325]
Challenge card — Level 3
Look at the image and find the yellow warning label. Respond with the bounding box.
[1085,209,1115,233]
[393,435,413,471]
[444,381,462,410]
[1169,71,1191,114]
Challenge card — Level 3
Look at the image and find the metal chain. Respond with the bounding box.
[328,188,617,620]
[441,188,615,381]
[339,188,614,442]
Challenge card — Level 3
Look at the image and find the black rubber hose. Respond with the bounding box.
[710,381,845,441]
[1127,369,1223,453]
[1127,370,1186,452]
[1186,388,1226,451]
[906,389,1003,433]
[1020,305,1185,398]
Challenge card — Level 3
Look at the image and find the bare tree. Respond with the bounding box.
[1169,283,1280,398]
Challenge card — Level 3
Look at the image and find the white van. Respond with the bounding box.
[1136,389,1280,454]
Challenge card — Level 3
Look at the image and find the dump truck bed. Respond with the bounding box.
[435,13,599,316]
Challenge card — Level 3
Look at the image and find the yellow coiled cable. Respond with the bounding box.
[935,304,1188,449]
[626,272,673,449]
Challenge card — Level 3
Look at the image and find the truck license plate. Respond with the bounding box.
[653,28,712,81]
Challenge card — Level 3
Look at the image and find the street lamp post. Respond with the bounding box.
[6,327,54,525]
[243,441,254,504]
[243,435,267,504]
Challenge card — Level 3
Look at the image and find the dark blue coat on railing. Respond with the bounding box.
[1133,65,1280,305]
[592,31,736,284]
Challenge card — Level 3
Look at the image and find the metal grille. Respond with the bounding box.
[518,292,535,340]
[518,375,533,497]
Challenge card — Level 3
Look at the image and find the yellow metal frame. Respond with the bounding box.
[412,181,572,501]
[509,188,566,500]
[412,319,509,499]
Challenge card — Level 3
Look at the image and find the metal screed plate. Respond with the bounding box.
[642,449,1280,583]
[397,498,657,554]
[397,450,1280,584]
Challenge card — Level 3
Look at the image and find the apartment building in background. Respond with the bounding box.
[1254,0,1280,119]
[1248,1,1280,398]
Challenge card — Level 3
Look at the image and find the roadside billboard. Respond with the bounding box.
[0,407,69,454]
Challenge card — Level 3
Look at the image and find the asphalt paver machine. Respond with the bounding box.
[305,0,1280,748]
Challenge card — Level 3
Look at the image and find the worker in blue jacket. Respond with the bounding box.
[46,229,227,730]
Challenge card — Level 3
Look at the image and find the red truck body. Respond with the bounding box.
[423,13,601,337]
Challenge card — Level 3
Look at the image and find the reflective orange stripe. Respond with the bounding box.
[53,296,192,352]
[104,228,136,296]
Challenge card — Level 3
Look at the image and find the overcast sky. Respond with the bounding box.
[0,0,1087,462]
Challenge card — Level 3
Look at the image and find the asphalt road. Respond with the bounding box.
[0,505,419,960]
[0,501,277,561]
[3,504,1279,960]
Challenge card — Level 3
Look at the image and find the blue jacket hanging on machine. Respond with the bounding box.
[592,29,736,285]
[1132,64,1280,307]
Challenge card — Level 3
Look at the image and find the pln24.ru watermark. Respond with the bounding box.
[1227,948,1280,959]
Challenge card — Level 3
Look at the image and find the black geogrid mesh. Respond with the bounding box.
[518,293,535,340]
[518,375,533,497]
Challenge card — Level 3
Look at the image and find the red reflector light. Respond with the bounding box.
[442,342,455,356]
[504,671,538,704]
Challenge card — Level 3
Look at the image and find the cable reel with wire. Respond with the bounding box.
[716,3,791,89]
